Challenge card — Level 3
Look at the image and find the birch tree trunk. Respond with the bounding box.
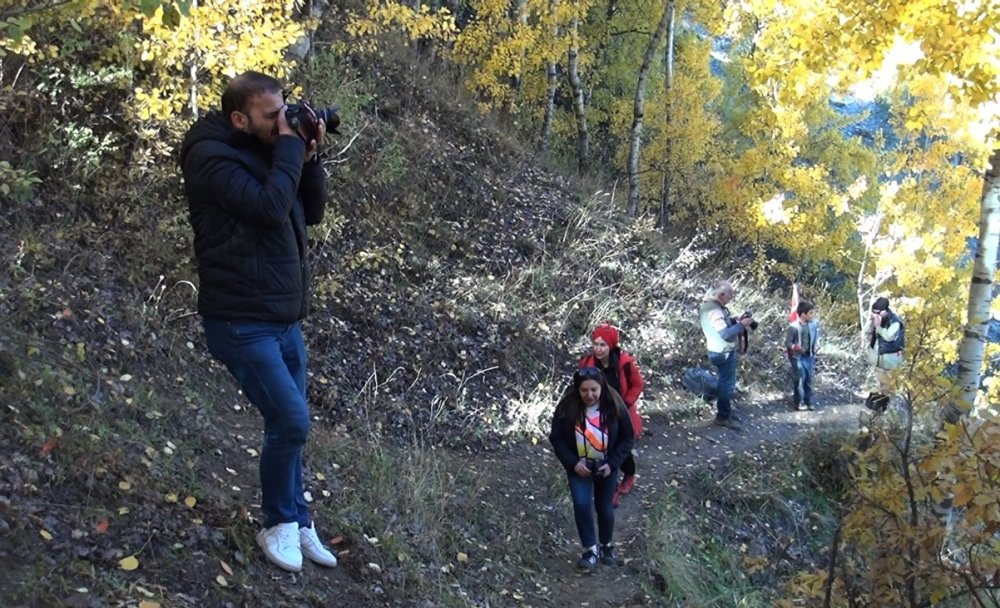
[626,0,671,216]
[657,0,676,226]
[188,0,199,118]
[565,10,589,175]
[541,61,559,159]
[946,147,1000,423]
[540,0,560,158]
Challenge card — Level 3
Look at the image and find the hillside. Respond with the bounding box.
[0,34,873,608]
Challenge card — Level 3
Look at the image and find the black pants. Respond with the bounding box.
[621,453,635,478]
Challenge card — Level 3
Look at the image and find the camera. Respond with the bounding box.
[285,102,340,141]
[739,310,759,331]
[587,460,606,477]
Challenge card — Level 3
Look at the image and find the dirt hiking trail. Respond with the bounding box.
[489,372,865,608]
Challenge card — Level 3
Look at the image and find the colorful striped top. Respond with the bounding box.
[575,405,607,460]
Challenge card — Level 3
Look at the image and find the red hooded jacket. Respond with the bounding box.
[579,350,644,437]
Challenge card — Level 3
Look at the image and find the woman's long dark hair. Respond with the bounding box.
[554,368,622,424]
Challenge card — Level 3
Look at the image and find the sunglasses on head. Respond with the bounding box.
[577,367,604,381]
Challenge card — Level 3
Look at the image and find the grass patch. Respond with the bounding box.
[642,431,852,606]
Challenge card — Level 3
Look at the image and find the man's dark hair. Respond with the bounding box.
[221,71,283,118]
[797,301,814,316]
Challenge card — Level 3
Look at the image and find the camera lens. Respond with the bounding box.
[315,107,340,133]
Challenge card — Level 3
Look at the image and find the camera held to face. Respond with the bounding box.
[285,101,340,141]
[739,309,759,331]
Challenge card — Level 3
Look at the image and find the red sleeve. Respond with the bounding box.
[620,353,644,407]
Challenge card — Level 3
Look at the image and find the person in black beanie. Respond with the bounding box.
[863,297,904,411]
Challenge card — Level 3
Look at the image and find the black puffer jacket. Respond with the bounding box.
[179,112,326,322]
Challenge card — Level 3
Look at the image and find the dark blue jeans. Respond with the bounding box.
[567,469,619,548]
[790,355,814,407]
[204,319,311,529]
[708,350,737,420]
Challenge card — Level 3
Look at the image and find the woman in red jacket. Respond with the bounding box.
[579,323,644,505]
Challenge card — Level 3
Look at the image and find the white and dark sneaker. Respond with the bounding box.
[578,549,599,569]
[257,522,303,572]
[299,522,338,567]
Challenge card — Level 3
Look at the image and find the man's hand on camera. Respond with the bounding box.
[277,106,297,138]
[574,459,592,477]
[740,317,754,327]
[305,117,325,163]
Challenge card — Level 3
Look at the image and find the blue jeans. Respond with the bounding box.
[203,319,311,529]
[708,351,737,419]
[567,469,619,548]
[790,355,814,407]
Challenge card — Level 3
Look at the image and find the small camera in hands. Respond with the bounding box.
[587,460,606,477]
[739,309,759,331]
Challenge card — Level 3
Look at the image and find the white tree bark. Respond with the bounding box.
[565,9,589,175]
[541,60,559,158]
[626,0,671,216]
[948,147,1000,422]
[540,0,560,158]
[656,0,676,225]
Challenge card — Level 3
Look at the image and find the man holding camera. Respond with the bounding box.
[864,297,904,411]
[699,280,754,430]
[179,71,337,572]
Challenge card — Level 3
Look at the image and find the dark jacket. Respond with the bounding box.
[548,388,634,474]
[870,311,904,354]
[179,111,327,322]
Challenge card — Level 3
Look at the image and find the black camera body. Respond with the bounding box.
[739,310,759,331]
[587,460,606,477]
[285,102,340,141]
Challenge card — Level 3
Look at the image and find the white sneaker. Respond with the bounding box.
[299,522,338,567]
[256,522,302,572]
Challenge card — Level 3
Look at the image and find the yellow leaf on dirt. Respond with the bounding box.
[118,481,131,491]
[215,575,229,587]
[315,472,326,481]
[40,529,53,540]
[184,496,197,508]
[164,493,178,503]
[330,535,344,545]
[954,483,974,507]
[63,386,77,396]
[138,602,160,608]
[220,560,233,575]
[457,552,469,563]
[119,556,140,571]
[118,507,130,515]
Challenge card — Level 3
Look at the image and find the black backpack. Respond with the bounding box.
[681,367,718,401]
